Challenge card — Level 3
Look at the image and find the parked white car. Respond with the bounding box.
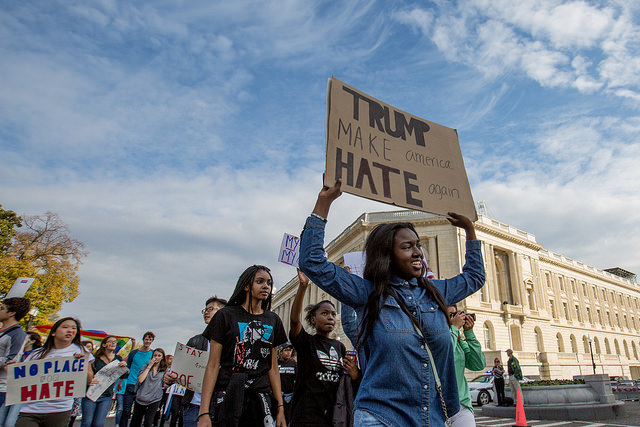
[469,374,496,406]
[469,373,534,406]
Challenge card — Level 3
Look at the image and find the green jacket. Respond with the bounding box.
[508,356,523,380]
[450,326,486,412]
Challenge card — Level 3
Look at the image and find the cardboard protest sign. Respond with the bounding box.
[278,233,299,267]
[85,360,129,402]
[6,356,89,405]
[325,77,477,220]
[6,277,35,298]
[167,342,208,393]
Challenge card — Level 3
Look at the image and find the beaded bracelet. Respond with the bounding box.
[310,212,327,223]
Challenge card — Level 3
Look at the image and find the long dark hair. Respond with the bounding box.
[227,265,274,313]
[94,335,118,361]
[34,317,87,360]
[357,222,449,348]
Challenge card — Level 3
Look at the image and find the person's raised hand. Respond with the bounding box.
[313,178,342,219]
[446,212,477,240]
[297,269,310,288]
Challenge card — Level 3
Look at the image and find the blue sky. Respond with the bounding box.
[2,0,639,351]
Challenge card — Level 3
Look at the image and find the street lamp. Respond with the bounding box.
[587,335,596,374]
[27,307,39,330]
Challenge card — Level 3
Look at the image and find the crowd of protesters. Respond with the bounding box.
[0,178,506,427]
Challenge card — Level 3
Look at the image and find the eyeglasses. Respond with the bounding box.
[201,307,216,314]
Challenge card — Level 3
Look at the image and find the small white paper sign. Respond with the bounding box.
[86,360,129,402]
[343,251,366,278]
[6,277,35,298]
[167,383,186,396]
[6,356,89,405]
[166,342,208,393]
[278,233,300,267]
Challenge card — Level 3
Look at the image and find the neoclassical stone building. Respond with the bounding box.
[272,210,640,380]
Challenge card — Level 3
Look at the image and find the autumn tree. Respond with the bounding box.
[0,208,87,326]
[0,205,22,251]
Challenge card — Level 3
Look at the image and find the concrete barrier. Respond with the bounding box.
[481,374,625,421]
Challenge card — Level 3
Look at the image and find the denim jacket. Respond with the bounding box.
[299,216,485,426]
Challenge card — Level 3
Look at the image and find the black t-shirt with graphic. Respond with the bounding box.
[204,305,287,392]
[289,328,346,426]
[278,358,297,394]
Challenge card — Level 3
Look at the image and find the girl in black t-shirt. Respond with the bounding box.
[198,265,287,427]
[289,270,352,427]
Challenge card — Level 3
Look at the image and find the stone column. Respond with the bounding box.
[508,252,521,305]
[428,237,439,279]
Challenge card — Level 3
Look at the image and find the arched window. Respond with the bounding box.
[605,338,611,354]
[534,327,544,352]
[594,337,601,354]
[633,341,639,360]
[624,340,630,358]
[557,333,565,353]
[483,321,495,350]
[570,335,578,354]
[583,336,590,354]
[614,339,621,356]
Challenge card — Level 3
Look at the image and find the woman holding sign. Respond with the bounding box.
[81,336,127,427]
[16,317,94,427]
[298,179,485,427]
[197,265,287,427]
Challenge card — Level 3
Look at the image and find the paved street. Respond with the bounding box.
[476,401,640,427]
[76,401,640,427]
[476,414,640,427]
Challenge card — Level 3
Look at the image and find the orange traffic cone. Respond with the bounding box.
[513,388,528,427]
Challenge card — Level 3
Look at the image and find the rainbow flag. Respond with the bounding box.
[35,325,134,356]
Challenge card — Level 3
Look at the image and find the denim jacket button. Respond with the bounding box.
[422,407,427,411]
[423,384,428,389]
[423,363,428,368]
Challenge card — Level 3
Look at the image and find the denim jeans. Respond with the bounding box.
[81,395,113,427]
[354,409,390,426]
[116,393,125,425]
[0,392,7,426]
[182,403,199,427]
[120,384,137,427]
[4,403,23,427]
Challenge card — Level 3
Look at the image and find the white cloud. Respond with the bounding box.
[396,1,640,99]
[2,0,640,353]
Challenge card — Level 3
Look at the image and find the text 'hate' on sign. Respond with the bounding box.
[324,77,477,220]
